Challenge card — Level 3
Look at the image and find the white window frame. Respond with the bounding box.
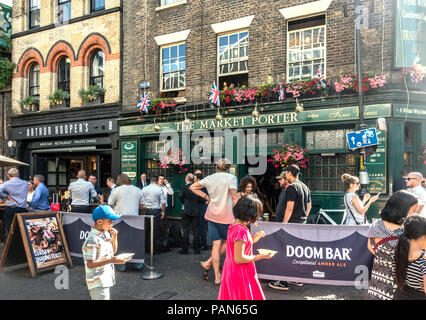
[286,20,326,81]
[160,41,186,92]
[217,29,249,83]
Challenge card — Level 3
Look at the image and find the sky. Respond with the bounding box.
[0,0,12,7]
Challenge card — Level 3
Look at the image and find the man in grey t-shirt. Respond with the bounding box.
[68,170,97,213]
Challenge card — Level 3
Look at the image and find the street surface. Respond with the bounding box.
[0,244,367,300]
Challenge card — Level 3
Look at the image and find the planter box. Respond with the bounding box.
[50,101,69,110]
[21,103,39,113]
[83,95,104,106]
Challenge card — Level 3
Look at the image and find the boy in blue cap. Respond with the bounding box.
[82,205,127,300]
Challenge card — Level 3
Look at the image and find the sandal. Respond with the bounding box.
[200,262,209,281]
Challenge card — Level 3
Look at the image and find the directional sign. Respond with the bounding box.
[346,128,379,150]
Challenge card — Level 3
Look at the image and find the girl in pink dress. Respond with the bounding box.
[218,195,271,300]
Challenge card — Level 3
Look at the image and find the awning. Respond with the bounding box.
[0,155,29,166]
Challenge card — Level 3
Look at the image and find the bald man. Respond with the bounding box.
[68,170,97,213]
[406,172,426,216]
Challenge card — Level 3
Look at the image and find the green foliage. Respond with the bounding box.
[0,57,14,89]
[48,89,70,105]
[19,95,39,107]
[78,85,106,102]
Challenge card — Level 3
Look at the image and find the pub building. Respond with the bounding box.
[10,107,120,196]
[9,0,121,196]
[120,0,426,220]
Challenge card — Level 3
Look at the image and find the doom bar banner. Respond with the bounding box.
[251,222,374,286]
[62,212,145,264]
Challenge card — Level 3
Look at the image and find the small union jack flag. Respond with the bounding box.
[315,67,327,89]
[278,82,285,101]
[138,91,151,113]
[209,81,220,107]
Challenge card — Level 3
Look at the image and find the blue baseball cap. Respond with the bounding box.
[92,205,121,222]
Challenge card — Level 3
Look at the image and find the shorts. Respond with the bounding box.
[89,287,110,300]
[208,221,230,241]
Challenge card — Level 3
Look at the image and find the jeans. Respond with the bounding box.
[70,205,91,213]
[89,287,110,300]
[4,206,27,239]
[145,208,161,253]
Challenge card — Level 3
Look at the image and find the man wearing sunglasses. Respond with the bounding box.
[406,172,426,216]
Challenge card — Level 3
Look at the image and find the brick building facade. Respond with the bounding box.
[9,0,122,196]
[122,0,398,113]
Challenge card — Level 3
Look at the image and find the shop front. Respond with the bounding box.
[118,96,426,220]
[11,118,119,197]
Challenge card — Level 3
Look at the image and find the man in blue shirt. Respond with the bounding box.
[29,175,51,212]
[0,168,28,239]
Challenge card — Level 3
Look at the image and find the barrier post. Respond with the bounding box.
[141,214,163,280]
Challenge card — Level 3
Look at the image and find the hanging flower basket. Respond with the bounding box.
[159,148,189,174]
[272,144,309,169]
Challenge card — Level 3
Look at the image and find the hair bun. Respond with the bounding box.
[341,173,352,182]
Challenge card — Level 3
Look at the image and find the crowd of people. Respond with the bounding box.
[0,161,425,301]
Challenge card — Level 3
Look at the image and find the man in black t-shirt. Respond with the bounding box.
[274,171,290,222]
[269,164,312,292]
[282,165,312,223]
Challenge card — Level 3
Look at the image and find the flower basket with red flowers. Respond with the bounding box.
[272,144,309,169]
[148,98,177,115]
[159,148,189,173]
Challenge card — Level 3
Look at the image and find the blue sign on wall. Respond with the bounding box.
[346,128,379,150]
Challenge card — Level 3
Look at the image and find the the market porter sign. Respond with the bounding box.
[120,104,391,136]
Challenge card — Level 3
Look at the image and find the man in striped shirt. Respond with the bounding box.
[82,205,126,300]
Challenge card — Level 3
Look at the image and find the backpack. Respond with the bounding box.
[168,224,183,248]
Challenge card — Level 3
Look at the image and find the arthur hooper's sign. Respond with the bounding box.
[251,222,374,286]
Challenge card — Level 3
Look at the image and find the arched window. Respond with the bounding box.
[28,63,40,97]
[57,56,71,106]
[90,50,104,87]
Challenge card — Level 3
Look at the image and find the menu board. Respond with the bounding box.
[121,141,138,184]
[365,131,387,194]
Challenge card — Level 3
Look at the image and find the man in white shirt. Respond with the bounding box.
[108,173,146,271]
[406,172,426,217]
[68,170,97,213]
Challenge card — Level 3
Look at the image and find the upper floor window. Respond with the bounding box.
[90,0,105,13]
[29,0,40,29]
[29,63,40,97]
[162,0,183,6]
[287,15,326,81]
[218,30,249,90]
[161,43,186,91]
[57,56,71,106]
[57,0,71,24]
[90,50,104,87]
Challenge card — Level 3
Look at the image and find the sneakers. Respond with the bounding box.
[268,281,304,291]
[288,281,304,287]
[268,281,289,291]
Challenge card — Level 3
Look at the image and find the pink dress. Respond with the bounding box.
[218,224,265,300]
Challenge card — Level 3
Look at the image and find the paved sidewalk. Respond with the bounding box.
[0,245,367,300]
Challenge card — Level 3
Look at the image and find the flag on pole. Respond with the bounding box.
[137,91,151,113]
[278,82,285,101]
[315,67,327,89]
[209,82,220,107]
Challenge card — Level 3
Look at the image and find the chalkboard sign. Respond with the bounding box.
[0,212,73,278]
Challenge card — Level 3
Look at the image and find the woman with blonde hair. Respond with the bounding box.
[341,173,379,225]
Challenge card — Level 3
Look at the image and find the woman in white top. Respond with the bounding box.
[27,180,35,204]
[341,173,379,225]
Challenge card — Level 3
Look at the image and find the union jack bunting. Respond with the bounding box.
[278,82,285,101]
[138,91,151,113]
[315,67,327,89]
[209,81,220,107]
